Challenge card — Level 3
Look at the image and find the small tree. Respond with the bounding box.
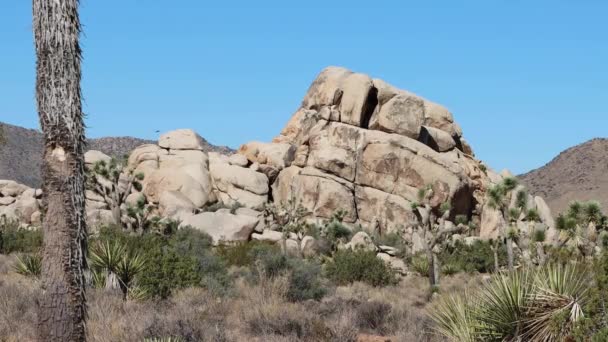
[86,157,144,226]
[263,197,311,257]
[556,201,605,258]
[518,207,550,266]
[412,186,468,288]
[125,195,157,232]
[486,177,521,271]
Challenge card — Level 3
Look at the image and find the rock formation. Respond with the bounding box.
[1,67,558,251]
[0,180,42,226]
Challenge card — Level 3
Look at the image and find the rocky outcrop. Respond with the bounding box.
[241,66,490,235]
[0,180,42,226]
[2,67,557,249]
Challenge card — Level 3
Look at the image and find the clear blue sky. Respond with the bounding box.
[0,1,606,174]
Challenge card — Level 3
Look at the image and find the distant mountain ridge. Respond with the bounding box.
[0,121,233,187]
[520,138,608,215]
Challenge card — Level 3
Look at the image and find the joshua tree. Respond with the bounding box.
[264,197,310,257]
[34,0,87,339]
[412,186,467,288]
[487,177,522,271]
[87,157,144,226]
[525,208,548,266]
[125,195,157,232]
[556,201,606,257]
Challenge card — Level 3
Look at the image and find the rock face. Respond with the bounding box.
[2,67,557,249]
[0,180,42,226]
[248,66,490,233]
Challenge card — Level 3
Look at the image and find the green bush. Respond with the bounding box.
[227,242,328,302]
[94,226,231,299]
[286,258,327,302]
[13,253,42,278]
[216,240,278,267]
[372,232,407,258]
[325,249,398,287]
[0,220,43,254]
[439,240,506,273]
[410,254,430,276]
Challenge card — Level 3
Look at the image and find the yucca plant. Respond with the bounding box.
[475,269,533,341]
[13,253,42,278]
[522,263,589,341]
[487,177,523,272]
[441,263,460,276]
[411,255,430,276]
[430,292,478,342]
[88,240,147,299]
[127,284,150,302]
[430,263,594,342]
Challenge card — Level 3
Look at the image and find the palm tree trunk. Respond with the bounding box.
[506,237,514,271]
[34,0,87,340]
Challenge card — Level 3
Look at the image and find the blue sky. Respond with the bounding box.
[0,1,606,174]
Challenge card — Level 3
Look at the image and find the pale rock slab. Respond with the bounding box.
[159,129,206,150]
[181,212,259,245]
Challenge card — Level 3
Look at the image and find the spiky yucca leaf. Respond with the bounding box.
[411,255,430,276]
[89,240,126,272]
[127,285,150,302]
[116,251,147,288]
[522,263,589,341]
[13,253,42,278]
[430,292,478,342]
[475,269,533,341]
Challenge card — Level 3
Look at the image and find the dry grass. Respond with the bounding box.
[0,256,481,342]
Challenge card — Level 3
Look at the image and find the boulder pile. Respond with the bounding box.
[0,180,42,226]
[1,67,558,250]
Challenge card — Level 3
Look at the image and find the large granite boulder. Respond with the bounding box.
[234,66,555,239]
[128,134,215,209]
[181,212,259,245]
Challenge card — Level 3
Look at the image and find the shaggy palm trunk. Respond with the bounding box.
[34,0,88,340]
[506,237,514,271]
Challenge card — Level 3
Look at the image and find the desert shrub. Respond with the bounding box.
[573,252,608,339]
[0,219,43,254]
[440,240,506,273]
[239,244,328,302]
[245,301,331,340]
[141,230,231,298]
[286,258,328,302]
[372,232,408,258]
[441,263,459,276]
[95,226,230,298]
[356,300,392,332]
[325,249,398,287]
[410,254,430,276]
[13,253,42,278]
[216,240,278,267]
